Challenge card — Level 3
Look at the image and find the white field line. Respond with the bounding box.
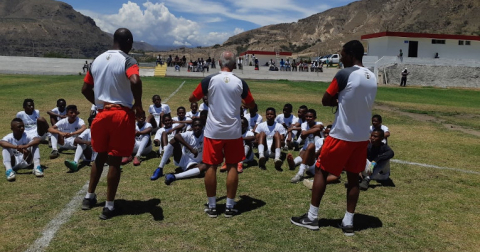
[391,159,480,175]
[25,81,186,252]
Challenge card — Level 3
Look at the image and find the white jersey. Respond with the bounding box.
[154,124,179,141]
[78,128,92,142]
[244,113,263,130]
[275,114,297,128]
[148,104,170,126]
[242,130,255,145]
[2,132,34,147]
[199,103,208,112]
[16,110,40,134]
[50,107,66,121]
[54,117,85,137]
[179,131,204,163]
[255,122,286,137]
[301,121,322,150]
[135,122,152,141]
[313,136,324,153]
[186,111,200,118]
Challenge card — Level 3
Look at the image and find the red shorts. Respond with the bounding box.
[202,137,245,165]
[318,136,368,177]
[91,106,135,157]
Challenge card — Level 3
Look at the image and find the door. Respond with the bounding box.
[408,41,418,57]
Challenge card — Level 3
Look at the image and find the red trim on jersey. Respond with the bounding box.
[326,78,339,96]
[192,83,204,100]
[243,89,254,104]
[84,71,94,85]
[126,64,139,78]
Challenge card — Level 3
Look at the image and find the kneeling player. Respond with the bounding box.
[64,115,97,172]
[121,113,152,166]
[1,118,44,181]
[48,105,86,159]
[255,107,286,169]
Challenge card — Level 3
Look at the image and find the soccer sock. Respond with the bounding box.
[85,192,96,199]
[307,204,319,220]
[364,175,371,181]
[174,168,200,180]
[105,201,114,211]
[258,144,265,158]
[136,136,149,157]
[342,211,354,226]
[33,146,41,168]
[159,143,174,168]
[244,145,250,159]
[294,156,303,166]
[2,149,12,170]
[298,164,306,176]
[50,134,58,150]
[208,196,216,208]
[74,144,84,163]
[275,148,281,160]
[226,197,235,209]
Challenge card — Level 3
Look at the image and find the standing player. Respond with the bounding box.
[48,105,87,159]
[189,51,255,218]
[47,98,67,126]
[1,118,44,181]
[290,40,377,236]
[81,28,144,220]
[16,99,49,141]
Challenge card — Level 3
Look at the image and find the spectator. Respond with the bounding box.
[400,68,409,87]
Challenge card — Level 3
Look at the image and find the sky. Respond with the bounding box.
[61,0,356,47]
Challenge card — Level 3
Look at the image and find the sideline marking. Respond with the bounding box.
[26,81,186,252]
[391,159,480,175]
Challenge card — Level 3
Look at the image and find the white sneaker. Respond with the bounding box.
[303,179,313,190]
[6,169,16,181]
[33,166,44,177]
[290,174,303,183]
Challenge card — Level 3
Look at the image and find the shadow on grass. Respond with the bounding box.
[235,195,266,214]
[319,213,382,232]
[370,178,396,189]
[113,198,164,221]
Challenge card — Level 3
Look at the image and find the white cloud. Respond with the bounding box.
[233,28,244,35]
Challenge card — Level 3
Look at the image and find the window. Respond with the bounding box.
[465,41,471,45]
[459,40,464,45]
[432,39,446,44]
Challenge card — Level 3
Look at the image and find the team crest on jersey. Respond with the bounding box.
[224,77,230,83]
[365,72,371,79]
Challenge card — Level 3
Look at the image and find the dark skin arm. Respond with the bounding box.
[0,137,41,154]
[82,83,95,105]
[300,126,322,140]
[135,126,152,136]
[47,110,66,119]
[174,133,198,158]
[322,92,338,107]
[74,136,91,146]
[130,74,144,118]
[189,94,200,103]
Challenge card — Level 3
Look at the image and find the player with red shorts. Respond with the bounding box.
[189,51,255,218]
[291,40,377,236]
[81,28,144,220]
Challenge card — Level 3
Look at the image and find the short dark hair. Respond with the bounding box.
[57,99,66,106]
[299,105,308,111]
[66,105,77,112]
[191,118,202,126]
[372,114,383,123]
[343,40,364,61]
[283,103,293,111]
[152,95,160,100]
[12,118,23,124]
[266,107,276,114]
[372,128,385,138]
[113,28,133,46]
[177,106,186,112]
[326,124,333,129]
[241,117,248,125]
[23,98,34,107]
[163,114,172,120]
[307,109,317,118]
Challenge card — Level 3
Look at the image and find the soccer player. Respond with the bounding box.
[1,118,44,181]
[286,105,308,149]
[198,95,209,112]
[255,107,286,170]
[186,102,200,119]
[64,115,97,172]
[172,106,192,131]
[291,40,377,236]
[239,117,255,173]
[121,112,152,166]
[153,114,184,155]
[48,105,87,159]
[46,98,67,126]
[275,103,298,149]
[16,99,49,141]
[370,114,390,144]
[147,94,171,131]
[81,28,144,220]
[243,104,262,133]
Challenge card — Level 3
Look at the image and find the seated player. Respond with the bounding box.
[255,107,286,169]
[46,98,67,126]
[48,105,87,159]
[243,104,262,133]
[1,118,44,181]
[238,117,255,173]
[121,112,152,166]
[150,118,204,182]
[172,106,192,131]
[147,94,171,132]
[64,115,97,172]
[186,102,200,119]
[16,98,49,141]
[370,114,390,144]
[286,105,308,150]
[199,95,209,112]
[153,114,184,155]
[359,129,395,190]
[275,103,298,149]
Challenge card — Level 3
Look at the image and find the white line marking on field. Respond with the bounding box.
[26,81,186,252]
[391,159,480,175]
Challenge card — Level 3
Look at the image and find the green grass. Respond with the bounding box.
[0,75,480,251]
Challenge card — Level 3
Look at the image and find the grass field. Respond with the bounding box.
[0,74,479,252]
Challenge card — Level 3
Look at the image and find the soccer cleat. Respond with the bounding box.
[303,179,313,190]
[286,153,296,170]
[258,156,266,169]
[49,150,59,159]
[164,173,176,185]
[64,160,79,172]
[359,178,370,191]
[99,207,116,220]
[6,169,16,181]
[220,163,227,172]
[274,159,283,170]
[290,174,303,183]
[338,223,355,236]
[204,207,217,218]
[150,167,163,180]
[82,197,97,210]
[33,166,44,177]
[224,208,238,218]
[133,156,141,166]
[237,162,243,173]
[290,213,319,230]
[121,156,133,165]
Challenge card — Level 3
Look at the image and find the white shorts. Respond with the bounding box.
[174,155,199,171]
[133,141,153,155]
[59,137,76,150]
[26,130,47,142]
[6,148,33,171]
